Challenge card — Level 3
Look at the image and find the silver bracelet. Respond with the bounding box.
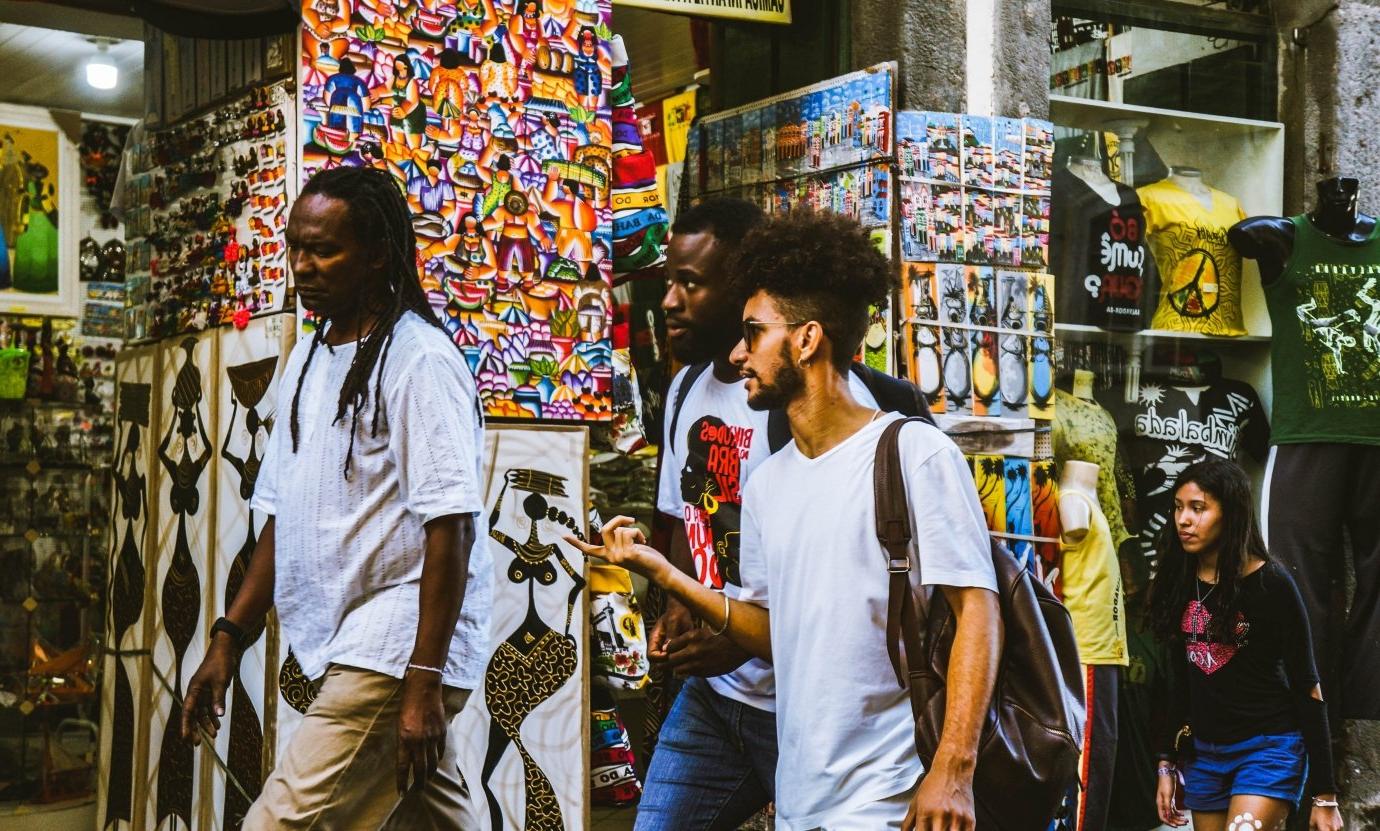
[707,593,730,637]
[406,662,444,675]
[1156,766,1175,777]
[1312,798,1340,808]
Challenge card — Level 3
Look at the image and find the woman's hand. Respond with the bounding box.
[1155,769,1189,827]
[566,516,672,585]
[1310,803,1343,831]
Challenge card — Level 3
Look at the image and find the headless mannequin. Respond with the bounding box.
[1227,176,1379,284]
[1066,155,1121,205]
[1166,166,1212,211]
[1058,460,1099,544]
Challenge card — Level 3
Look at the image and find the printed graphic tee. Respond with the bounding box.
[1138,179,1249,336]
[1264,215,1380,445]
[737,415,997,829]
[1171,562,1336,795]
[1100,379,1268,562]
[1052,389,1132,547]
[1052,167,1156,331]
[656,365,877,712]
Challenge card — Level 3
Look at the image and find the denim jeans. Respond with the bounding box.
[634,677,778,831]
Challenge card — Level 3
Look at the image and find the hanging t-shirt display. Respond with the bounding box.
[1051,167,1155,331]
[1263,215,1380,446]
[1138,179,1249,336]
[1101,377,1269,561]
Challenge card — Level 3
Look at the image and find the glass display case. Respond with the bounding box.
[0,324,114,810]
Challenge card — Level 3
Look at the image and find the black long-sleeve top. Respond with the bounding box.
[1160,561,1336,797]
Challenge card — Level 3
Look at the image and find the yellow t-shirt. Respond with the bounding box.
[1138,179,1249,336]
[1059,489,1129,665]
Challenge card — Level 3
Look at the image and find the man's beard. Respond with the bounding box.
[745,343,804,411]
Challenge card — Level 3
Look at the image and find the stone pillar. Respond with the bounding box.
[849,0,967,112]
[850,0,1050,119]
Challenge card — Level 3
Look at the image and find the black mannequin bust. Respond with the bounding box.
[1227,176,1378,285]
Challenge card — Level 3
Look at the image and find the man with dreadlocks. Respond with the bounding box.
[180,165,492,830]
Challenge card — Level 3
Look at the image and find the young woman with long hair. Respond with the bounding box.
[1148,458,1342,831]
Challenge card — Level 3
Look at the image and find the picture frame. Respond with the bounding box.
[0,102,80,318]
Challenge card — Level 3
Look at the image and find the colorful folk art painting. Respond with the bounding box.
[99,346,159,831]
[457,423,590,831]
[1031,458,1062,596]
[300,0,616,421]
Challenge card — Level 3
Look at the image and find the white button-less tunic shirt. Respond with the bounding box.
[252,311,493,689]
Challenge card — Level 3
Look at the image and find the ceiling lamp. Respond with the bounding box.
[86,39,118,90]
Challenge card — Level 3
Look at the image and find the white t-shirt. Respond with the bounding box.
[657,365,876,713]
[737,413,997,830]
[252,311,493,689]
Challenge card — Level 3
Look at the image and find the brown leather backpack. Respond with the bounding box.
[873,418,1085,830]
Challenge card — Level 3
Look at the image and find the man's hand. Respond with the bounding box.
[648,598,693,661]
[396,671,448,795]
[664,628,752,678]
[903,761,977,831]
[180,635,239,745]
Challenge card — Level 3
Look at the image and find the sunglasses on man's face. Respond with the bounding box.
[741,318,806,351]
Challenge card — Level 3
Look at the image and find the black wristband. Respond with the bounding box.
[212,617,250,651]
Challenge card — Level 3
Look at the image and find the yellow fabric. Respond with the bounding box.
[1138,179,1249,336]
[1059,489,1129,665]
[590,561,635,594]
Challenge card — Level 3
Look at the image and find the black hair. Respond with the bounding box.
[1147,457,1271,643]
[438,48,462,70]
[289,166,455,478]
[729,210,893,371]
[671,196,765,253]
[338,57,357,76]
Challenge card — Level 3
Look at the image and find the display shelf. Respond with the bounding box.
[1050,95,1283,417]
[1050,94,1283,340]
[1054,323,1272,343]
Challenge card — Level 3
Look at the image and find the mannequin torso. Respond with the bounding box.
[1067,156,1121,205]
[1058,459,1100,544]
[1228,176,1378,285]
[1168,167,1212,211]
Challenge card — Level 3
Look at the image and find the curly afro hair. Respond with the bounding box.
[729,210,895,371]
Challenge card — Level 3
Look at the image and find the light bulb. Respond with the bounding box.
[86,42,117,90]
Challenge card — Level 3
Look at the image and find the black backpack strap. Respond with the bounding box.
[667,362,712,453]
[851,362,936,425]
[766,408,792,454]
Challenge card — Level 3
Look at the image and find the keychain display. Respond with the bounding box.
[120,83,293,340]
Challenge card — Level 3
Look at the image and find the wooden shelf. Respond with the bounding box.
[1054,323,1271,344]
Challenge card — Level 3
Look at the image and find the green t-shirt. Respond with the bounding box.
[1264,215,1380,445]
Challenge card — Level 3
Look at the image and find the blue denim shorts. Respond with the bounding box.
[1183,731,1307,812]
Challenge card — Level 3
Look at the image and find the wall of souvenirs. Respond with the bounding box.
[120,82,294,342]
[684,81,1065,584]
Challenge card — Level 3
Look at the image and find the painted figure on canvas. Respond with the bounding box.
[156,337,211,829]
[103,381,151,830]
[482,467,587,831]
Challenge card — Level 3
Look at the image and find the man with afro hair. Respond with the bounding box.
[576,211,1001,830]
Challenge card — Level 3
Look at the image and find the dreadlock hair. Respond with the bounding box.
[288,165,454,478]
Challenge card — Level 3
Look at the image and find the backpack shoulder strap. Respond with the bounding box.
[851,362,936,425]
[874,416,929,701]
[667,362,712,453]
[767,408,791,453]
